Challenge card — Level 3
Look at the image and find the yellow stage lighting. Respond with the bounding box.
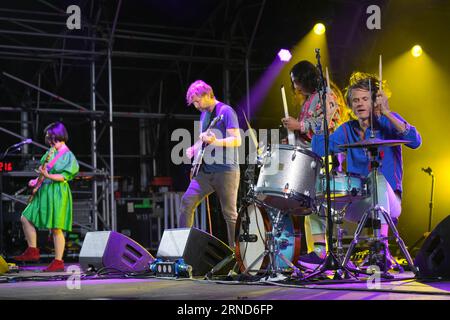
[313,23,326,35]
[411,45,423,57]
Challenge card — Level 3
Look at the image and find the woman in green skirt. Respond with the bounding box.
[13,122,79,272]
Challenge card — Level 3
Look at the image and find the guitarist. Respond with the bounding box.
[13,122,79,272]
[180,80,241,249]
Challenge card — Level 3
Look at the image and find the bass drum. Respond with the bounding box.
[235,203,302,275]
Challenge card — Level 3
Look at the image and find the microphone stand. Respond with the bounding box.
[303,49,358,280]
[409,169,435,253]
[0,154,4,257]
[0,144,22,257]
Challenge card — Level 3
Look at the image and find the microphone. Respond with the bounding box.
[422,167,432,175]
[11,139,32,149]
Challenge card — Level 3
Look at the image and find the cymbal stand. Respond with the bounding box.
[333,203,351,262]
[341,146,418,277]
[316,200,349,263]
[302,49,361,281]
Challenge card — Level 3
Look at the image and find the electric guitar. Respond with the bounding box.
[27,147,56,204]
[190,114,223,180]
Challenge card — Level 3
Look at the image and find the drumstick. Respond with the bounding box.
[281,85,295,145]
[369,78,375,138]
[326,67,338,122]
[242,110,262,155]
[379,54,383,92]
[326,67,331,91]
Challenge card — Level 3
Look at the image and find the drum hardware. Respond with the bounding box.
[315,200,356,277]
[238,193,259,244]
[291,151,296,161]
[240,203,303,280]
[302,49,359,281]
[339,139,418,277]
[234,112,305,279]
[332,202,351,262]
[233,186,303,278]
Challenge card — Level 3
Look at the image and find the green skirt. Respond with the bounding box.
[23,180,73,231]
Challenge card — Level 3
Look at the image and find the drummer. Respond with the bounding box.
[312,72,422,269]
[281,60,349,270]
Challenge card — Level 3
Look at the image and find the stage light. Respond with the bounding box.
[277,49,292,62]
[313,23,326,35]
[411,45,423,58]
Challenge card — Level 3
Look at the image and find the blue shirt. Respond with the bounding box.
[200,102,240,173]
[312,112,421,193]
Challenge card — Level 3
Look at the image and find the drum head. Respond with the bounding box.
[255,144,321,215]
[255,191,314,216]
[235,203,302,275]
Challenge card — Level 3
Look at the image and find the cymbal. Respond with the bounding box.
[338,138,411,149]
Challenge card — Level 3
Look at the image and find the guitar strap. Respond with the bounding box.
[27,145,70,205]
[201,102,223,133]
[46,145,69,171]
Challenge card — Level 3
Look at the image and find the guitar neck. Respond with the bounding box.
[35,148,55,184]
[27,148,55,203]
[193,138,205,152]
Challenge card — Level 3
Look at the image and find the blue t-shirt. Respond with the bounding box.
[312,112,421,193]
[200,102,240,173]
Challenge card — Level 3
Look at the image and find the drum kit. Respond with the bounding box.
[233,138,418,280]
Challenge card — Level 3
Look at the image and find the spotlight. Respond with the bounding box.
[411,45,423,58]
[277,49,292,62]
[313,23,326,35]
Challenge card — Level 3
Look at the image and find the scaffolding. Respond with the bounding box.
[0,1,266,246]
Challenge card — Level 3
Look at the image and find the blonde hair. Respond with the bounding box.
[186,80,214,105]
[330,81,356,123]
[344,71,392,107]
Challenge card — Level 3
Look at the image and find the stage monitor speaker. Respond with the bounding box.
[414,215,450,279]
[79,231,154,273]
[156,227,233,276]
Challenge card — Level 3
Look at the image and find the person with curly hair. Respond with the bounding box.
[312,72,422,271]
[280,60,349,270]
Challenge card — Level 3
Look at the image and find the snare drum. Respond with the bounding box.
[254,144,322,215]
[235,203,301,275]
[316,173,368,202]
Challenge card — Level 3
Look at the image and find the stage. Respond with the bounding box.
[1,264,449,301]
[1,2,450,310]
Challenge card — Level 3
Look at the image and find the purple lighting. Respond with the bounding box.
[278,49,292,62]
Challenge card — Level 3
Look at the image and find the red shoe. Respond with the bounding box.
[43,259,65,272]
[13,247,40,262]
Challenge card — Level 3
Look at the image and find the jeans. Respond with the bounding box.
[179,169,240,248]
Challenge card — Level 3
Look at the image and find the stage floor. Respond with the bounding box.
[0,264,449,300]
